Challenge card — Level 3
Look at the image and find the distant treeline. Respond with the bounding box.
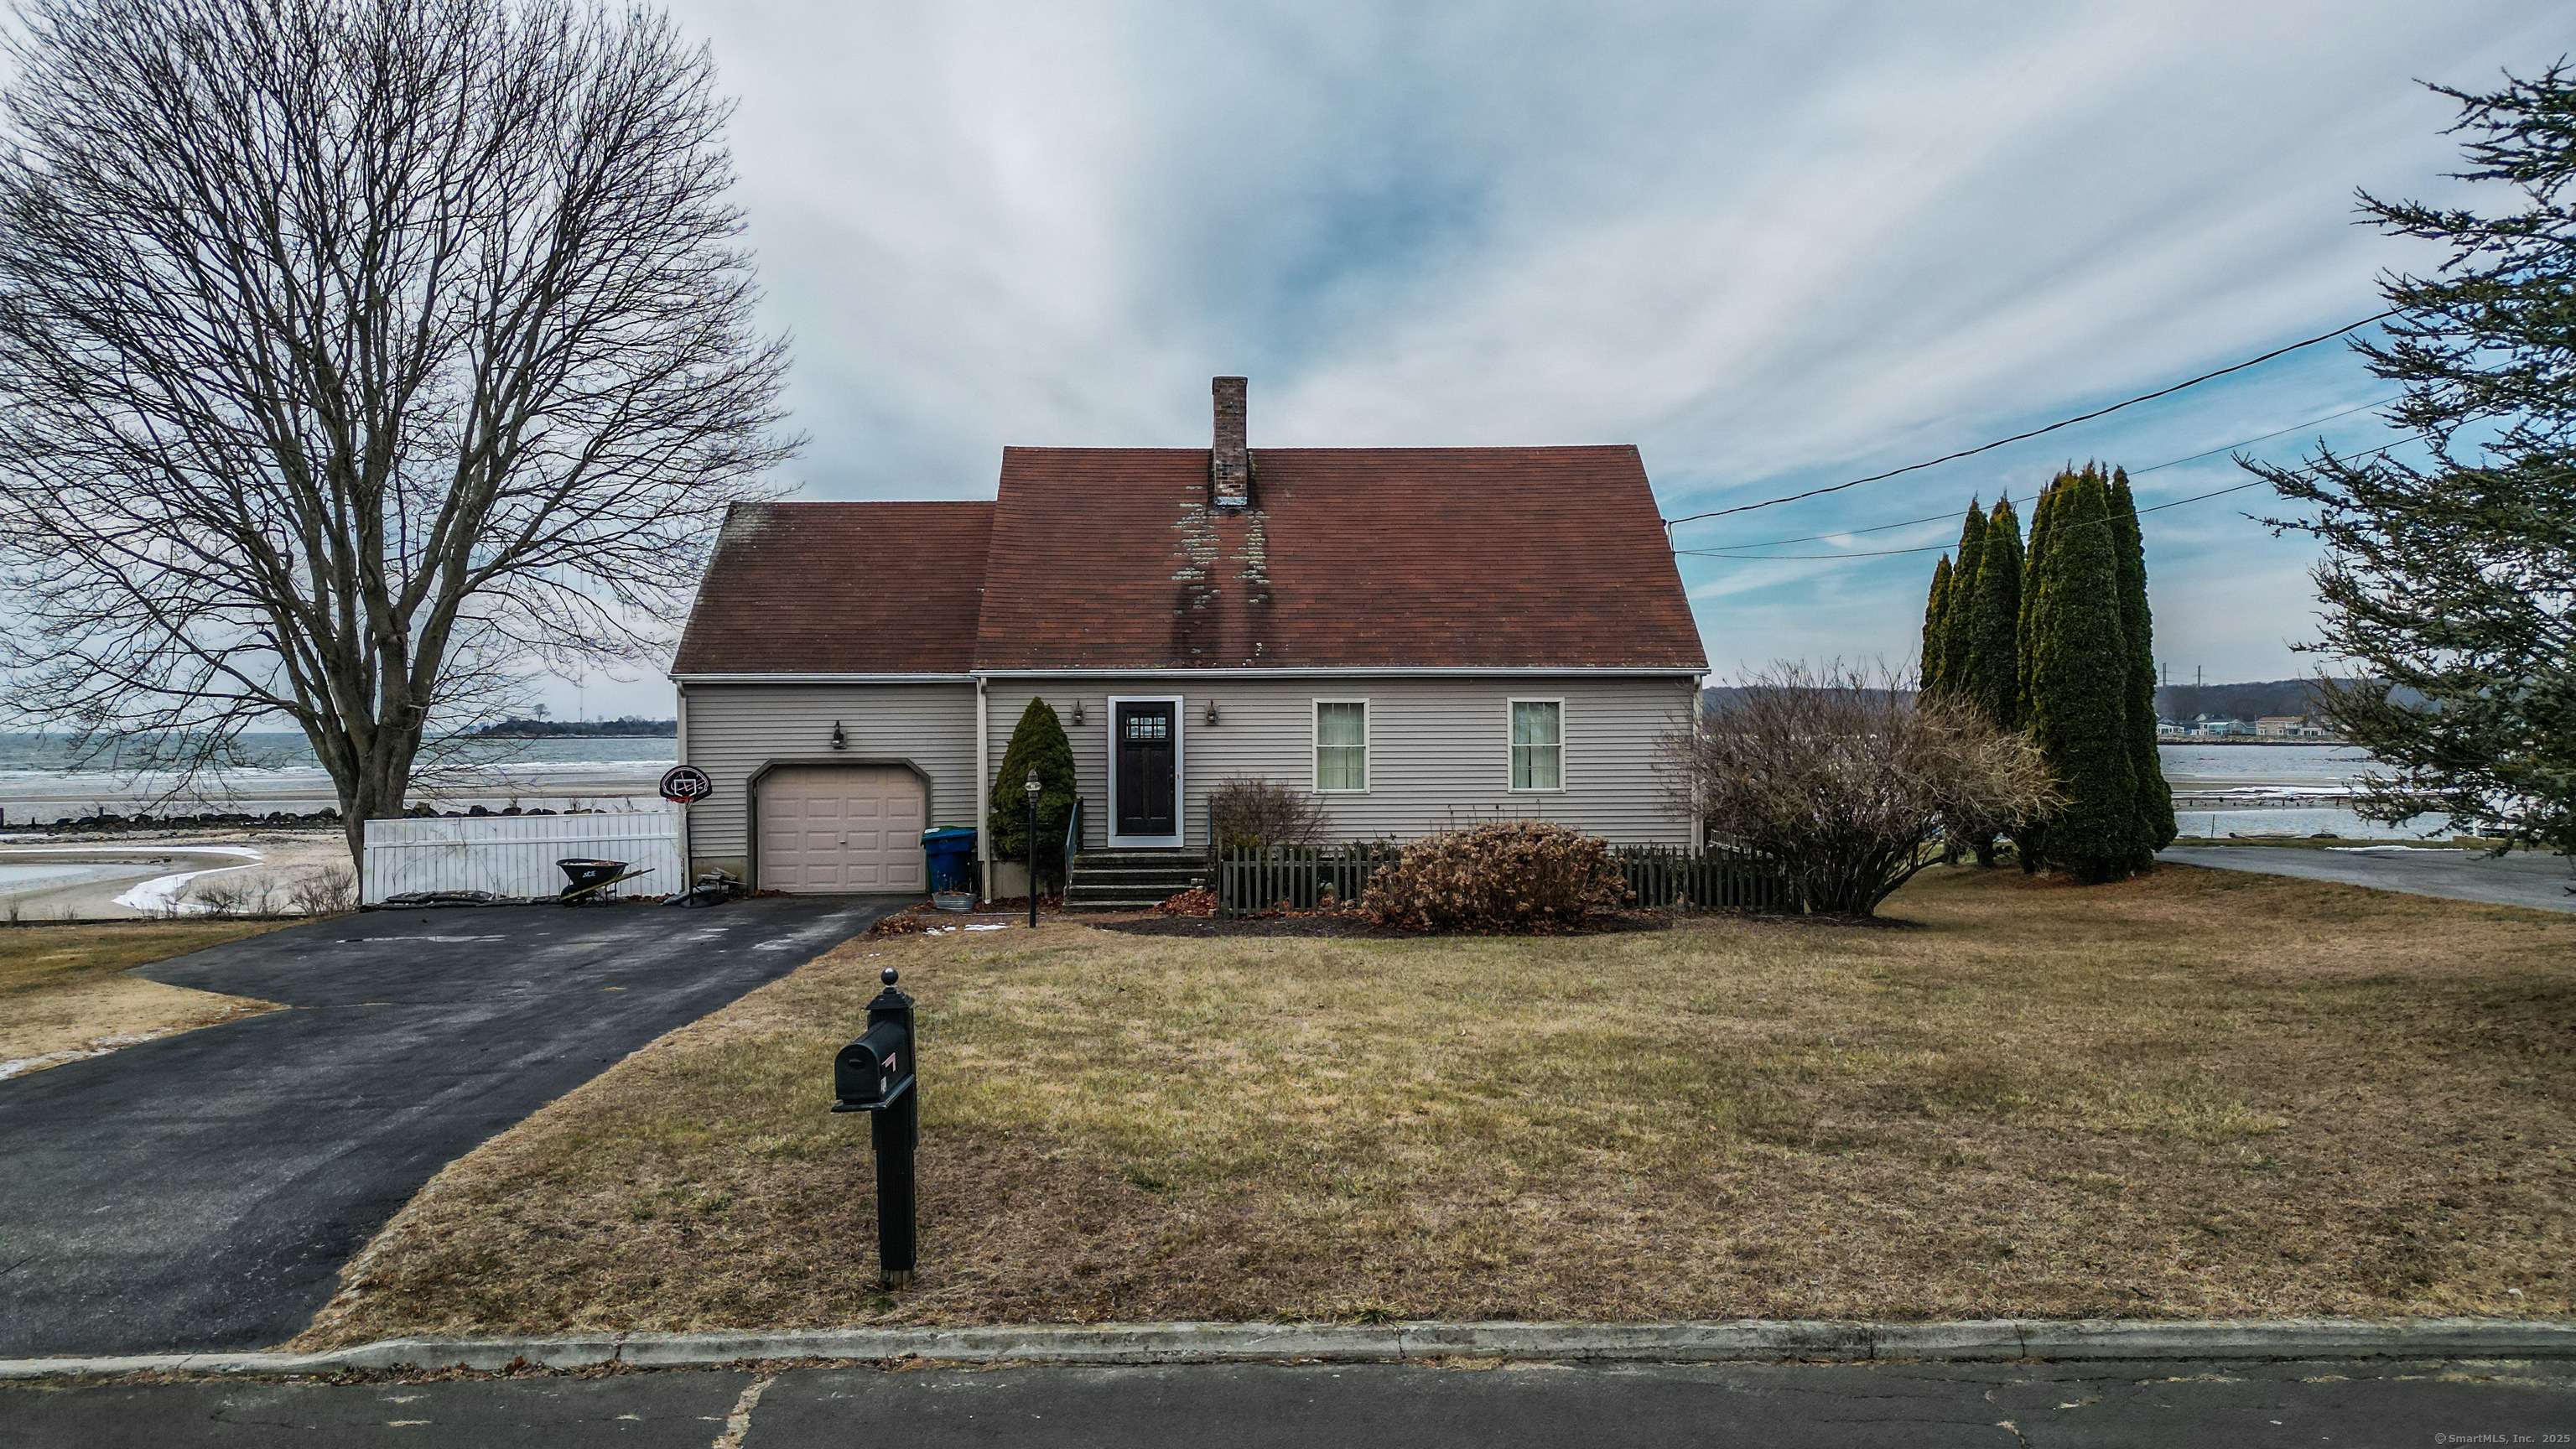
[2153,678,2423,720]
[463,716,675,739]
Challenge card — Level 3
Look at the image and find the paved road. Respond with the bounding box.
[2160,844,2576,914]
[0,896,900,1358]
[3,1358,2572,1446]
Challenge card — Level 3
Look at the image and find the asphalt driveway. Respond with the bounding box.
[0,896,901,1358]
[2158,844,2576,914]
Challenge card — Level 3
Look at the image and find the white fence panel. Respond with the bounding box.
[362,808,683,904]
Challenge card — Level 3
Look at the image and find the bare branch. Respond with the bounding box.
[0,0,797,860]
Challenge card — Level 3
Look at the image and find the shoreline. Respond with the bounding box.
[0,832,356,920]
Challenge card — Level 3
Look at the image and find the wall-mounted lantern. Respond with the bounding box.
[830,720,848,750]
[1205,701,1221,726]
[1069,701,1084,726]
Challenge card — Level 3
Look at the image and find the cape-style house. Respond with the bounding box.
[669,377,1707,901]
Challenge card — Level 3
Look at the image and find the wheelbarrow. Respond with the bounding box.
[558,857,650,904]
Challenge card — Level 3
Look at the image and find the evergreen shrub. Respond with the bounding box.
[988,699,1078,892]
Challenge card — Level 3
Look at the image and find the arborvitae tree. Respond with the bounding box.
[1967,496,2026,732]
[1920,553,1954,693]
[1935,501,1987,698]
[989,698,1078,896]
[2108,469,2176,856]
[2008,480,2064,870]
[1938,496,2024,865]
[2016,475,2065,728]
[2023,466,2145,883]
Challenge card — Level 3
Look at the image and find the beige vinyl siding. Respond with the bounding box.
[678,682,978,877]
[980,675,1696,850]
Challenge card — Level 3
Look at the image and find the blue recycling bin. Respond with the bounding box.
[921,827,977,893]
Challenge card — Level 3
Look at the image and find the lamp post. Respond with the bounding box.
[1025,768,1041,928]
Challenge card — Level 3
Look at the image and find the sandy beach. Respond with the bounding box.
[0,831,356,921]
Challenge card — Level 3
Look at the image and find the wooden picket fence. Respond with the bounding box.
[1613,843,1795,911]
[1214,841,1793,917]
[1216,842,1404,914]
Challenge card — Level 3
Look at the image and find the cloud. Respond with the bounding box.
[551,0,2564,713]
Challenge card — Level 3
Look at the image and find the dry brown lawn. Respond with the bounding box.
[297,865,2574,1346]
[0,919,289,1075]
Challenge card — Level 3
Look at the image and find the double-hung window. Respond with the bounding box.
[1509,699,1562,790]
[1314,700,1368,792]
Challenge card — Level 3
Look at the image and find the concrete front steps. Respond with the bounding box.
[1063,849,1204,912]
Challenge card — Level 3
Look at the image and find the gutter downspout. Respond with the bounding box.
[974,675,990,900]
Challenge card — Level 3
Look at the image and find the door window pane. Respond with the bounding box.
[1511,700,1561,790]
[1316,701,1368,792]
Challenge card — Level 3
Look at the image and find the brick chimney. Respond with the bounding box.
[1210,376,1249,509]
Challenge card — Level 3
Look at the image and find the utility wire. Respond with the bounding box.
[1677,439,2413,562]
[1694,396,2398,553]
[1661,310,2400,529]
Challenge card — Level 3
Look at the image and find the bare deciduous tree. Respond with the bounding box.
[1665,662,2058,916]
[0,0,797,862]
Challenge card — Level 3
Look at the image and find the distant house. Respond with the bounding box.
[2255,715,2336,740]
[667,377,1708,898]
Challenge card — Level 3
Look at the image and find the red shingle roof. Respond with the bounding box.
[974,446,1705,669]
[671,501,992,674]
[673,448,1706,674]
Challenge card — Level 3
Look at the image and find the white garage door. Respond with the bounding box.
[757,766,927,893]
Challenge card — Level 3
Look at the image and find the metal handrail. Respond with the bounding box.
[1063,795,1083,886]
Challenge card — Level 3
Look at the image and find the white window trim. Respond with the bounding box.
[1104,695,1186,848]
[1506,696,1567,793]
[1311,697,1372,795]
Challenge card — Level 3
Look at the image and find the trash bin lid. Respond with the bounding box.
[921,826,977,844]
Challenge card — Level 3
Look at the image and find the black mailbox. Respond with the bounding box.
[834,1018,913,1113]
[834,966,920,1289]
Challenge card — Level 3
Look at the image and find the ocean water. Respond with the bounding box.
[0,734,2448,838]
[2157,742,2454,840]
[0,860,133,891]
[0,731,673,824]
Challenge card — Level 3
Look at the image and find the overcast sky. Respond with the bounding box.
[563,1,2567,718]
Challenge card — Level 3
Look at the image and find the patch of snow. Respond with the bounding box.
[0,1028,182,1081]
[361,934,506,943]
[113,850,264,914]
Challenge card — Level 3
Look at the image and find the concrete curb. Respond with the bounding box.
[4,1318,2573,1380]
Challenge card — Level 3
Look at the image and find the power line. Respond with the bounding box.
[2127,395,2396,475]
[1661,310,2400,529]
[1678,439,2412,562]
[1693,395,2398,553]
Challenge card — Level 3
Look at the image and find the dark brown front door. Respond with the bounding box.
[1114,701,1176,838]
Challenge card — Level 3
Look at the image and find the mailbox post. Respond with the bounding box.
[832,967,918,1288]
